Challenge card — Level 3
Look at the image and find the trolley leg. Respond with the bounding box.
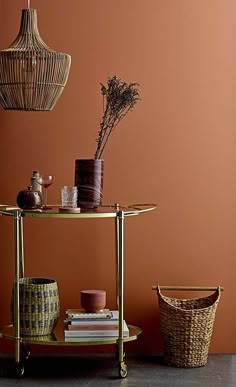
[116,210,128,378]
[13,211,24,377]
[21,343,31,360]
[115,204,120,312]
[19,216,24,278]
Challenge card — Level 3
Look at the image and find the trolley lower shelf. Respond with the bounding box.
[0,323,142,346]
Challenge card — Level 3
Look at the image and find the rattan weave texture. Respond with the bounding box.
[157,286,220,368]
[0,9,71,111]
[11,277,60,336]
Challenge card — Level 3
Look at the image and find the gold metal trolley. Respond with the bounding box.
[0,203,156,378]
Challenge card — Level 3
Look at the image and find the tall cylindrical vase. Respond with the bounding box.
[74,159,104,208]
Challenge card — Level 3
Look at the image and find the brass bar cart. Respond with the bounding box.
[0,203,156,378]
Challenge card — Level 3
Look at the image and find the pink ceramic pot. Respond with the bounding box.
[80,290,106,312]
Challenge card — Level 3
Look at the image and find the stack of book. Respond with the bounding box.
[64,309,129,342]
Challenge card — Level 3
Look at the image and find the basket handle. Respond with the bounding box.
[152,285,224,291]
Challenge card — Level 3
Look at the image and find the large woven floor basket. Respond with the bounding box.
[11,277,60,336]
[157,286,221,368]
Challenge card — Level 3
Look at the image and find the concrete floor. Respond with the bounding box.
[0,354,235,386]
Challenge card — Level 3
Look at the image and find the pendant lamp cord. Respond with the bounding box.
[27,0,30,9]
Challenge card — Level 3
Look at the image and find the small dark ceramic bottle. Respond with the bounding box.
[16,186,42,210]
[30,170,42,193]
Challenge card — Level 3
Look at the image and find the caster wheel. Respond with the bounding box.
[119,362,128,378]
[15,362,24,378]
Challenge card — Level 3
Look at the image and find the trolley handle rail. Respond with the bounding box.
[152,286,224,291]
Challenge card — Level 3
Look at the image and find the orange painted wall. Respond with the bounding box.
[0,0,236,354]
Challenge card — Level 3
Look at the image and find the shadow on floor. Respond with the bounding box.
[0,353,235,386]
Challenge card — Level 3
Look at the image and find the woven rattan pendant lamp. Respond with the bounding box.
[0,0,71,111]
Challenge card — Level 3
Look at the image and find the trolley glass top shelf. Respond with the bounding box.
[0,204,156,219]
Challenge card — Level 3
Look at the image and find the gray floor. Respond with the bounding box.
[0,354,235,386]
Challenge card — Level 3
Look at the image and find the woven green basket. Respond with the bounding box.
[11,277,60,336]
[157,286,220,368]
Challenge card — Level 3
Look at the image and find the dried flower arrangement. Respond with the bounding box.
[94,75,140,159]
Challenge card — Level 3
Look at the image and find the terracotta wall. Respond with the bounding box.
[0,0,236,354]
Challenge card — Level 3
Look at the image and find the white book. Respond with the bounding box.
[64,320,129,338]
[64,336,125,342]
[67,310,119,325]
[66,308,112,320]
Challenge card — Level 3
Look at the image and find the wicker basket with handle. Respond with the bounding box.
[11,277,60,336]
[155,286,221,368]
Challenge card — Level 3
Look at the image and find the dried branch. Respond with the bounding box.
[94,75,140,159]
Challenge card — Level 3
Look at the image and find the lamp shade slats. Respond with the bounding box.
[0,8,71,111]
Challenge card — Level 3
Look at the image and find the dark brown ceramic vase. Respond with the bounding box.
[16,186,42,209]
[74,159,104,209]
